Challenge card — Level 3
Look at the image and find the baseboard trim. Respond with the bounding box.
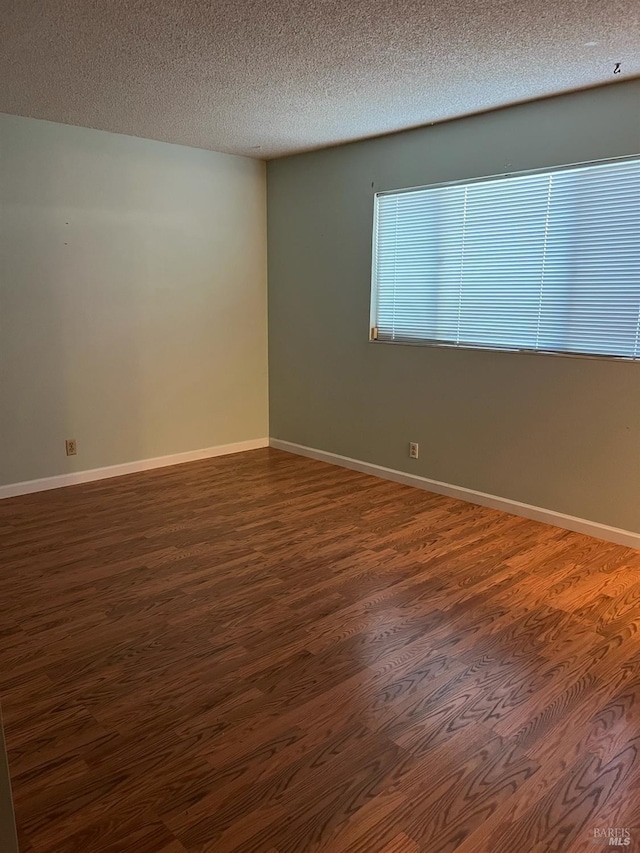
[0,438,269,500]
[270,438,640,550]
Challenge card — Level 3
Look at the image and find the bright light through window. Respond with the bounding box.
[370,157,640,359]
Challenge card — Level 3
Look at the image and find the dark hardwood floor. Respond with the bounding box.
[1,447,640,852]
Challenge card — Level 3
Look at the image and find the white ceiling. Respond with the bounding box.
[1,0,639,159]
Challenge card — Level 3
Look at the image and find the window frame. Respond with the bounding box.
[369,153,640,363]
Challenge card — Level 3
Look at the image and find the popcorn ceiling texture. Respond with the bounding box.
[1,0,638,158]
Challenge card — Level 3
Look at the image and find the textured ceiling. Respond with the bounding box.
[1,0,639,159]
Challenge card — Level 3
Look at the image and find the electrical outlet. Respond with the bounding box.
[65,439,77,457]
[409,442,419,459]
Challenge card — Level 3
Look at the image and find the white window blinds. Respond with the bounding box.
[371,157,640,359]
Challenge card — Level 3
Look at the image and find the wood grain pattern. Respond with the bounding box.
[2,447,640,852]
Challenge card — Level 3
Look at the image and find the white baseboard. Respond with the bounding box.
[0,438,269,500]
[270,438,640,550]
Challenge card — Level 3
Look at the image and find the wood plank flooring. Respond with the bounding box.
[1,447,640,852]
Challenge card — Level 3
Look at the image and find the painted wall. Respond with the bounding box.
[267,80,640,534]
[0,114,268,487]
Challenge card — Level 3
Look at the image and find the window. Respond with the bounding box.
[370,157,640,359]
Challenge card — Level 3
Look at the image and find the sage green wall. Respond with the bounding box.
[0,114,268,487]
[267,80,640,534]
